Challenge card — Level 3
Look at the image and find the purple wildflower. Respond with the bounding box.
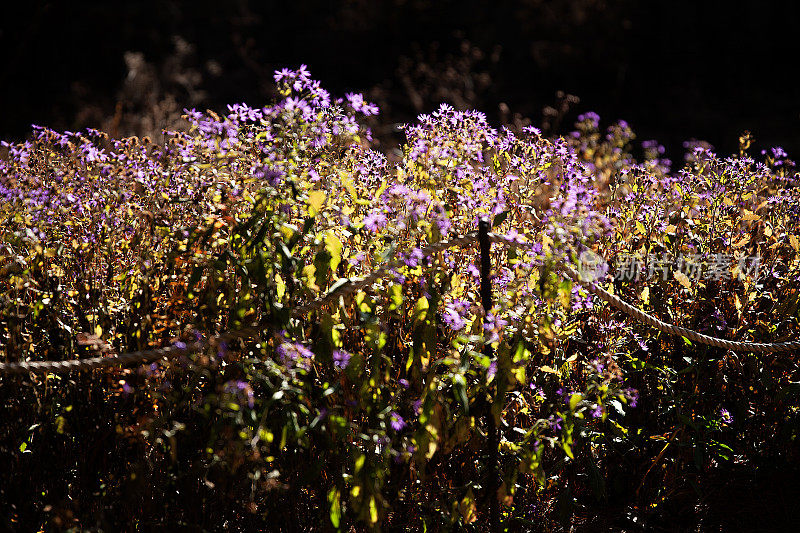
[624,388,639,408]
[442,300,470,331]
[332,349,352,371]
[483,312,509,344]
[345,93,379,116]
[224,380,255,408]
[276,342,315,370]
[390,412,406,431]
[413,399,423,413]
[363,210,387,231]
[403,248,424,268]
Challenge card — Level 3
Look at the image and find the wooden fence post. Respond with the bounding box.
[478,217,500,530]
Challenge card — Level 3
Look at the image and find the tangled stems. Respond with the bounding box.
[1,66,799,531]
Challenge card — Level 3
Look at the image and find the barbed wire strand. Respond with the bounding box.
[488,233,800,354]
[0,233,478,375]
[3,230,798,375]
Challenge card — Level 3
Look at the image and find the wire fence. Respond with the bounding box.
[1,226,798,375]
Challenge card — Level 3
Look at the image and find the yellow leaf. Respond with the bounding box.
[279,224,295,241]
[540,365,559,374]
[569,393,583,411]
[307,190,326,215]
[388,283,403,311]
[732,235,750,249]
[276,274,286,299]
[368,496,379,525]
[327,487,341,528]
[791,235,800,252]
[325,232,343,271]
[741,211,761,222]
[673,271,692,289]
[302,264,319,291]
[640,286,650,305]
[558,281,571,309]
[413,297,429,322]
[354,454,365,473]
[458,488,478,524]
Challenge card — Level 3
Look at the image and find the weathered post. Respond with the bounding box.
[478,217,500,529]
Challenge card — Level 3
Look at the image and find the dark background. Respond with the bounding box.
[1,0,798,162]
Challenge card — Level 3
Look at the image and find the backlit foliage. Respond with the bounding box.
[1,67,799,531]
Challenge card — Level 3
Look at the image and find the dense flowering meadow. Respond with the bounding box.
[1,66,800,531]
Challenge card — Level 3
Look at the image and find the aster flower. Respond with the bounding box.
[483,312,509,344]
[623,388,639,408]
[276,342,315,370]
[389,412,406,431]
[332,350,352,371]
[442,299,470,332]
[363,210,387,231]
[345,93,379,116]
[224,380,255,408]
[403,248,424,268]
[273,67,292,83]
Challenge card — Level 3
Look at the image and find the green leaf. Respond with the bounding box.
[562,441,574,459]
[388,283,403,311]
[354,453,366,473]
[557,280,572,309]
[492,210,509,228]
[327,487,342,529]
[368,496,379,525]
[453,374,469,414]
[569,393,583,411]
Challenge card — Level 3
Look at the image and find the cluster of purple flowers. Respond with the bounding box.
[276,341,315,370]
[223,380,255,408]
[442,299,471,332]
[6,65,800,510]
[483,312,509,344]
